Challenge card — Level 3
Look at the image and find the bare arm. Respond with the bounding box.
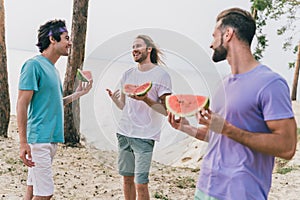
[199,109,297,160]
[63,80,93,105]
[132,93,171,116]
[106,89,125,110]
[168,112,209,141]
[225,118,297,160]
[16,90,35,167]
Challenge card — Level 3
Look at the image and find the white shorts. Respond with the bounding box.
[27,143,58,196]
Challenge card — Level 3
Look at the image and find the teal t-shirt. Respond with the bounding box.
[19,55,64,143]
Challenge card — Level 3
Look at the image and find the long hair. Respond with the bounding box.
[216,8,256,46]
[36,19,67,53]
[136,35,165,66]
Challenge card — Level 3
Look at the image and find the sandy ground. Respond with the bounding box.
[1,106,299,200]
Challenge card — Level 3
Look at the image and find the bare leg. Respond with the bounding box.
[24,186,33,200]
[32,196,52,200]
[24,185,52,200]
[123,176,136,200]
[136,183,150,200]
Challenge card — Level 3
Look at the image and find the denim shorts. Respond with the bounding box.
[117,133,155,184]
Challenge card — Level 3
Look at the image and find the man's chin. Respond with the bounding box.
[212,57,226,63]
[133,58,142,63]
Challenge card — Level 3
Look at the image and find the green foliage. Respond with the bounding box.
[154,191,169,200]
[277,166,294,174]
[275,157,291,174]
[277,26,287,35]
[251,0,272,11]
[176,176,196,189]
[250,0,300,63]
[289,62,295,69]
[293,45,299,54]
[254,34,268,60]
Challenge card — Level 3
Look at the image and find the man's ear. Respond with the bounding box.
[49,36,56,43]
[147,47,152,52]
[224,27,234,42]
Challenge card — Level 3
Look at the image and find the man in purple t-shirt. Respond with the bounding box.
[168,7,297,200]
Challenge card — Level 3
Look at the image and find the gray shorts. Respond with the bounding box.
[117,133,155,184]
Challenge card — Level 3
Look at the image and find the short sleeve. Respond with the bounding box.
[18,60,40,91]
[119,70,128,93]
[157,71,172,97]
[260,78,294,121]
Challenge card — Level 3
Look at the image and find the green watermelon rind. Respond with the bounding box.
[76,69,89,82]
[123,82,152,96]
[166,95,210,117]
[135,82,152,96]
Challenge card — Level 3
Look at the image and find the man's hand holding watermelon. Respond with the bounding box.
[196,108,226,135]
[63,74,93,105]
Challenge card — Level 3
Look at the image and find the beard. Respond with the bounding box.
[212,44,227,62]
[134,50,148,63]
[212,35,227,63]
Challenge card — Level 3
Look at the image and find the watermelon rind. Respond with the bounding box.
[123,82,152,96]
[166,94,210,117]
[76,69,89,82]
[135,82,152,96]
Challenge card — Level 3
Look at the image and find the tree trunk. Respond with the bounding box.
[63,0,89,145]
[0,0,10,137]
[291,43,300,101]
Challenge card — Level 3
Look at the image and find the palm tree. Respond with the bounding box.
[63,0,89,145]
[0,0,10,137]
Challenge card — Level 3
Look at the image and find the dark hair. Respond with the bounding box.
[216,8,256,46]
[36,19,67,53]
[136,35,165,66]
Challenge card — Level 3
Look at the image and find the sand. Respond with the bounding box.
[1,111,299,200]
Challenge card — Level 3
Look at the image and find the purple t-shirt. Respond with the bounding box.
[197,65,294,200]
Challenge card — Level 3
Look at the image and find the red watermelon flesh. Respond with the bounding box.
[166,94,209,117]
[123,81,152,96]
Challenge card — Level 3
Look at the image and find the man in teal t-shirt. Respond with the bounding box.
[17,19,93,200]
[19,55,64,143]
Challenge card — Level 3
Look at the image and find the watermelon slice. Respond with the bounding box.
[76,69,92,82]
[123,81,152,96]
[166,94,209,117]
